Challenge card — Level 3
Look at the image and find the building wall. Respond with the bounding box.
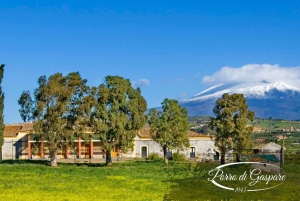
[133,138,163,158]
[252,162,281,173]
[258,143,281,153]
[2,133,217,160]
[2,134,28,160]
[132,136,217,159]
[2,138,16,159]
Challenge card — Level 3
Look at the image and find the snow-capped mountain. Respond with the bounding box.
[184,82,300,102]
[180,82,300,119]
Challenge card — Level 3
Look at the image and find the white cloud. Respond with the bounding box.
[132,79,150,88]
[202,64,300,87]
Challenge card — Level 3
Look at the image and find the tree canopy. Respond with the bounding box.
[148,98,190,165]
[18,90,34,122]
[209,93,254,164]
[92,76,147,164]
[18,72,91,166]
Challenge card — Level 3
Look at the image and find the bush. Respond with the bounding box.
[133,157,145,161]
[170,152,186,161]
[147,153,163,162]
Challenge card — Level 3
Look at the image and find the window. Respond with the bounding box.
[190,147,196,158]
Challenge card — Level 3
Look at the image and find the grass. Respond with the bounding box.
[165,163,300,201]
[250,119,300,131]
[0,160,299,201]
[0,160,195,201]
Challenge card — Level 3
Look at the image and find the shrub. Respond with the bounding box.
[147,153,163,162]
[133,157,145,161]
[170,152,186,161]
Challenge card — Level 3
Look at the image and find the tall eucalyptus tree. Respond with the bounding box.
[92,76,147,165]
[18,72,92,166]
[209,93,254,164]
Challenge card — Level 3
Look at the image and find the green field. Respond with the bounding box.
[250,118,300,131]
[187,116,300,132]
[0,160,299,201]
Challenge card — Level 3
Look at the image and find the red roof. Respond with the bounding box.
[137,128,207,139]
[4,124,23,137]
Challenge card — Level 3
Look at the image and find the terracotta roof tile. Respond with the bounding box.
[137,128,206,139]
[137,128,151,138]
[186,130,206,137]
[19,122,34,131]
[4,124,22,137]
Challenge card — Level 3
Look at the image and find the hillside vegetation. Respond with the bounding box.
[188,116,300,154]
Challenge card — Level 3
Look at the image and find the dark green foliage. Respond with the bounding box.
[18,72,92,166]
[285,155,300,165]
[0,64,4,150]
[209,93,254,164]
[148,99,190,165]
[18,91,34,122]
[147,153,163,162]
[92,76,147,164]
[170,152,186,161]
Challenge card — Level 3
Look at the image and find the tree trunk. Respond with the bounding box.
[236,153,241,162]
[220,153,225,165]
[163,146,168,165]
[106,150,112,165]
[50,151,57,167]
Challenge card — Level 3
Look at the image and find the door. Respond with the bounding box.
[167,150,172,159]
[141,146,147,158]
[214,151,220,160]
[190,147,195,158]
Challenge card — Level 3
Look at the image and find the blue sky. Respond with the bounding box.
[1,1,300,123]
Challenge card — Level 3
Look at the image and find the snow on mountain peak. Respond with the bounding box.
[183,82,300,102]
